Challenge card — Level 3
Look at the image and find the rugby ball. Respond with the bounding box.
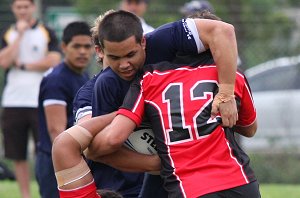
[124,128,157,155]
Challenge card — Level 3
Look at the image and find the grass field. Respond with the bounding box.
[0,181,299,198]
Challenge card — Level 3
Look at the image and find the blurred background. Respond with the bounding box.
[2,0,300,70]
[1,0,300,194]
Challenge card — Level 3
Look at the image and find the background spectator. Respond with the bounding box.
[35,21,92,198]
[0,0,61,197]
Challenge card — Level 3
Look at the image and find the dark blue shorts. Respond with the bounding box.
[200,181,261,198]
[138,173,168,198]
[35,151,59,198]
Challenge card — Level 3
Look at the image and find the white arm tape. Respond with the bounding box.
[65,125,93,150]
[55,158,91,188]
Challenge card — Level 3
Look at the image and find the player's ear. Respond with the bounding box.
[61,42,67,54]
[95,44,104,58]
[141,36,146,50]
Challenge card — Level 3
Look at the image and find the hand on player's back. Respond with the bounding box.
[211,96,238,128]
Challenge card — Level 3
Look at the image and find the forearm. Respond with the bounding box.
[88,146,161,172]
[45,105,67,142]
[87,126,123,157]
[87,115,136,157]
[234,120,257,138]
[24,52,61,71]
[0,37,22,68]
[78,112,116,136]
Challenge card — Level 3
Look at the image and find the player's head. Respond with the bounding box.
[180,0,214,18]
[61,21,93,72]
[120,0,150,18]
[11,0,36,22]
[187,10,220,20]
[96,10,146,81]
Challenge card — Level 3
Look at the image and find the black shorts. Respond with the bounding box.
[1,108,39,160]
[200,181,261,198]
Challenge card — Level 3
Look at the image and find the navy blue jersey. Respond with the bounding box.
[73,72,101,122]
[90,67,144,197]
[144,19,200,64]
[74,18,203,119]
[38,62,89,154]
[92,67,132,116]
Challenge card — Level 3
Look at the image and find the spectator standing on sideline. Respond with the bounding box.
[0,0,61,197]
[35,21,92,198]
[120,0,155,34]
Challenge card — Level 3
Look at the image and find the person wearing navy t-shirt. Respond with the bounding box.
[36,21,93,198]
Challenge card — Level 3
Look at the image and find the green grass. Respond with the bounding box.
[0,182,299,198]
[0,180,39,198]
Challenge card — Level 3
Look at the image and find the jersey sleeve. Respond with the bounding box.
[40,74,67,107]
[73,74,99,123]
[118,76,145,126]
[58,180,101,198]
[235,74,257,127]
[145,19,204,64]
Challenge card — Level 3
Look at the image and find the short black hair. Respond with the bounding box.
[98,10,143,48]
[62,21,91,45]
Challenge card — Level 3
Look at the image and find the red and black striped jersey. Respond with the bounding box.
[118,62,257,198]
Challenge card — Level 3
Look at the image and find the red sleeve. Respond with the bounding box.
[118,76,145,127]
[235,74,257,127]
[117,108,143,126]
[59,181,101,198]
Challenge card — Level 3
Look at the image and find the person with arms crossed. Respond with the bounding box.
[35,21,93,198]
[0,0,61,197]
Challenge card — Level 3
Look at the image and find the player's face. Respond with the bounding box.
[12,0,35,22]
[99,35,146,81]
[62,35,93,73]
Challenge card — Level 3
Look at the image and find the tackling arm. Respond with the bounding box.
[234,119,258,138]
[92,146,161,172]
[52,112,116,190]
[194,19,238,127]
[86,114,137,156]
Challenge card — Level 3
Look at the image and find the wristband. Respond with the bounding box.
[20,64,26,70]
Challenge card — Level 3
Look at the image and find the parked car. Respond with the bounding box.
[241,55,300,152]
